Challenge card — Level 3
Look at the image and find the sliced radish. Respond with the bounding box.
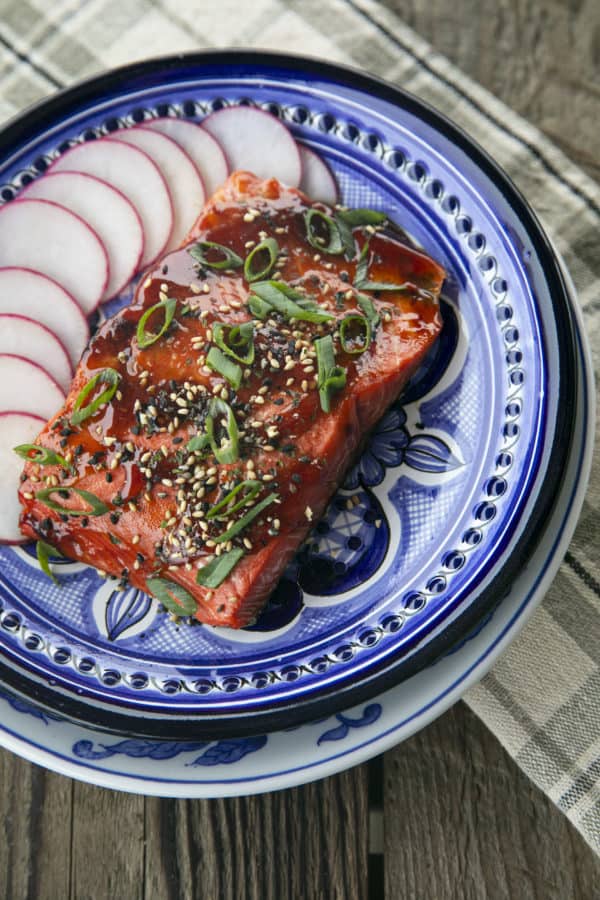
[0,199,108,314]
[52,139,173,269]
[146,118,229,197]
[0,315,72,392]
[0,411,45,544]
[0,268,89,369]
[23,171,143,301]
[202,107,302,187]
[0,355,65,420]
[298,145,339,205]
[116,127,205,250]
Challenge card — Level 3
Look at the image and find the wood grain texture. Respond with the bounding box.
[385,0,600,182]
[0,751,72,900]
[384,704,600,899]
[144,766,369,900]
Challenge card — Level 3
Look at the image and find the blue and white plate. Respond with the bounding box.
[0,53,580,739]
[0,256,591,796]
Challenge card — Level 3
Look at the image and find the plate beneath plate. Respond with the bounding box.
[0,52,579,738]
[0,262,591,795]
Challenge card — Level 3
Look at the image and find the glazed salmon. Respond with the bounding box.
[17,172,445,627]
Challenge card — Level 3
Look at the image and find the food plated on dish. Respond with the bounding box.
[0,53,581,742]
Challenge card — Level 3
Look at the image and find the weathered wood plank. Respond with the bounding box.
[0,749,72,900]
[386,0,600,181]
[69,782,145,900]
[384,703,600,899]
[144,766,369,900]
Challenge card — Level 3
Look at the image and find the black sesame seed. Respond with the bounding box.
[110,513,120,525]
[105,472,113,483]
[340,272,349,283]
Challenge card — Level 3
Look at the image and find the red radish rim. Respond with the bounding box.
[103,137,176,266]
[201,106,303,185]
[298,144,339,203]
[0,197,109,313]
[0,266,90,338]
[148,116,230,178]
[23,169,145,295]
[0,313,74,375]
[128,125,208,199]
[0,352,66,399]
[0,410,46,545]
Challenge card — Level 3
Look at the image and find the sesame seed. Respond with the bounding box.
[243,212,254,223]
[190,282,201,294]
[244,240,255,248]
[205,539,216,548]
[305,506,313,521]
[161,478,173,487]
[202,283,210,294]
[243,537,253,550]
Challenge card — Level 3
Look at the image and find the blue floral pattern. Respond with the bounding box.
[317,704,383,744]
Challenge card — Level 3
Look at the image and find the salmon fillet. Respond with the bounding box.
[18,172,445,627]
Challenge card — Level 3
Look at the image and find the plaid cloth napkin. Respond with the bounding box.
[0,0,598,852]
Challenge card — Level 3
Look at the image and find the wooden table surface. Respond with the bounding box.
[1,2,599,897]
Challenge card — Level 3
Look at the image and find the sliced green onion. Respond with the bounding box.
[188,241,243,270]
[339,314,371,354]
[206,346,242,390]
[146,577,197,616]
[14,444,73,472]
[70,368,121,426]
[136,297,177,350]
[304,209,343,254]
[213,321,255,365]
[196,548,245,589]
[215,492,279,544]
[206,398,239,464]
[35,487,109,517]
[248,294,271,320]
[186,432,211,453]
[36,539,60,585]
[355,279,412,292]
[354,239,370,286]
[251,281,333,324]
[356,292,381,330]
[336,208,387,227]
[315,334,347,413]
[334,209,387,259]
[244,237,279,282]
[206,480,262,520]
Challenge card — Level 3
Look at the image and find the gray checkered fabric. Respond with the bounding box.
[0,0,598,852]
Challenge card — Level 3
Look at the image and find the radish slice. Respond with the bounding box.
[116,127,205,250]
[298,145,339,205]
[0,355,65,419]
[0,411,45,544]
[0,268,89,369]
[146,118,229,197]
[202,107,302,187]
[23,171,143,301]
[52,139,173,269]
[0,199,108,314]
[0,315,72,392]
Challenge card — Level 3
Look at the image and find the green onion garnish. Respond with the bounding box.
[213,321,255,365]
[315,334,347,413]
[146,577,197,615]
[244,237,279,282]
[14,444,73,472]
[136,297,177,350]
[356,292,381,330]
[206,346,242,390]
[354,239,370,286]
[70,368,121,426]
[248,295,271,320]
[35,487,109,517]
[334,209,388,258]
[215,492,279,544]
[36,539,60,584]
[206,398,239,464]
[250,281,333,324]
[353,237,412,292]
[196,547,245,589]
[188,241,243,270]
[206,480,262,520]
[339,314,371,354]
[186,432,211,453]
[304,209,343,254]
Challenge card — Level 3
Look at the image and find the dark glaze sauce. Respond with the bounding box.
[19,174,444,616]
